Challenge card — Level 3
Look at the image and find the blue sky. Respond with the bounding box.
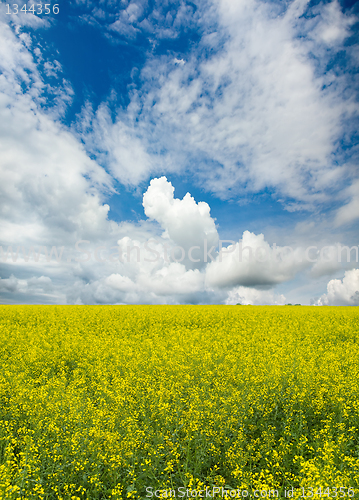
[0,0,359,305]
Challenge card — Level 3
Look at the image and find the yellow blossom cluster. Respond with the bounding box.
[0,305,358,499]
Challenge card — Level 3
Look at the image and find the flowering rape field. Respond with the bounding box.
[0,305,358,499]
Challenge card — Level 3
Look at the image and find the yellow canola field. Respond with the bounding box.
[0,305,359,500]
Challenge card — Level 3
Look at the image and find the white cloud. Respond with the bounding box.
[0,101,113,244]
[76,102,157,186]
[142,176,219,269]
[205,230,309,288]
[225,287,286,306]
[310,242,359,278]
[72,0,199,41]
[335,179,359,226]
[314,268,359,306]
[43,60,62,78]
[0,17,115,247]
[1,164,355,304]
[78,0,358,215]
[0,274,61,304]
[0,16,123,304]
[66,259,209,305]
[0,3,50,30]
[1,2,358,306]
[312,0,354,45]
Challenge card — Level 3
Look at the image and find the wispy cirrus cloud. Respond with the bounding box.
[78,0,358,214]
[69,0,200,41]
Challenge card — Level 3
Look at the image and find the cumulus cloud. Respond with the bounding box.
[205,231,309,288]
[64,244,210,305]
[1,1,358,306]
[0,274,59,303]
[314,269,359,306]
[0,15,123,304]
[0,16,115,249]
[2,168,357,305]
[225,287,286,306]
[1,158,310,305]
[102,263,204,302]
[143,177,219,269]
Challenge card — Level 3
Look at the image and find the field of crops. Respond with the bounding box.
[0,305,358,500]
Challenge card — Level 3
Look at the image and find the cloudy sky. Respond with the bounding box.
[0,0,358,305]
